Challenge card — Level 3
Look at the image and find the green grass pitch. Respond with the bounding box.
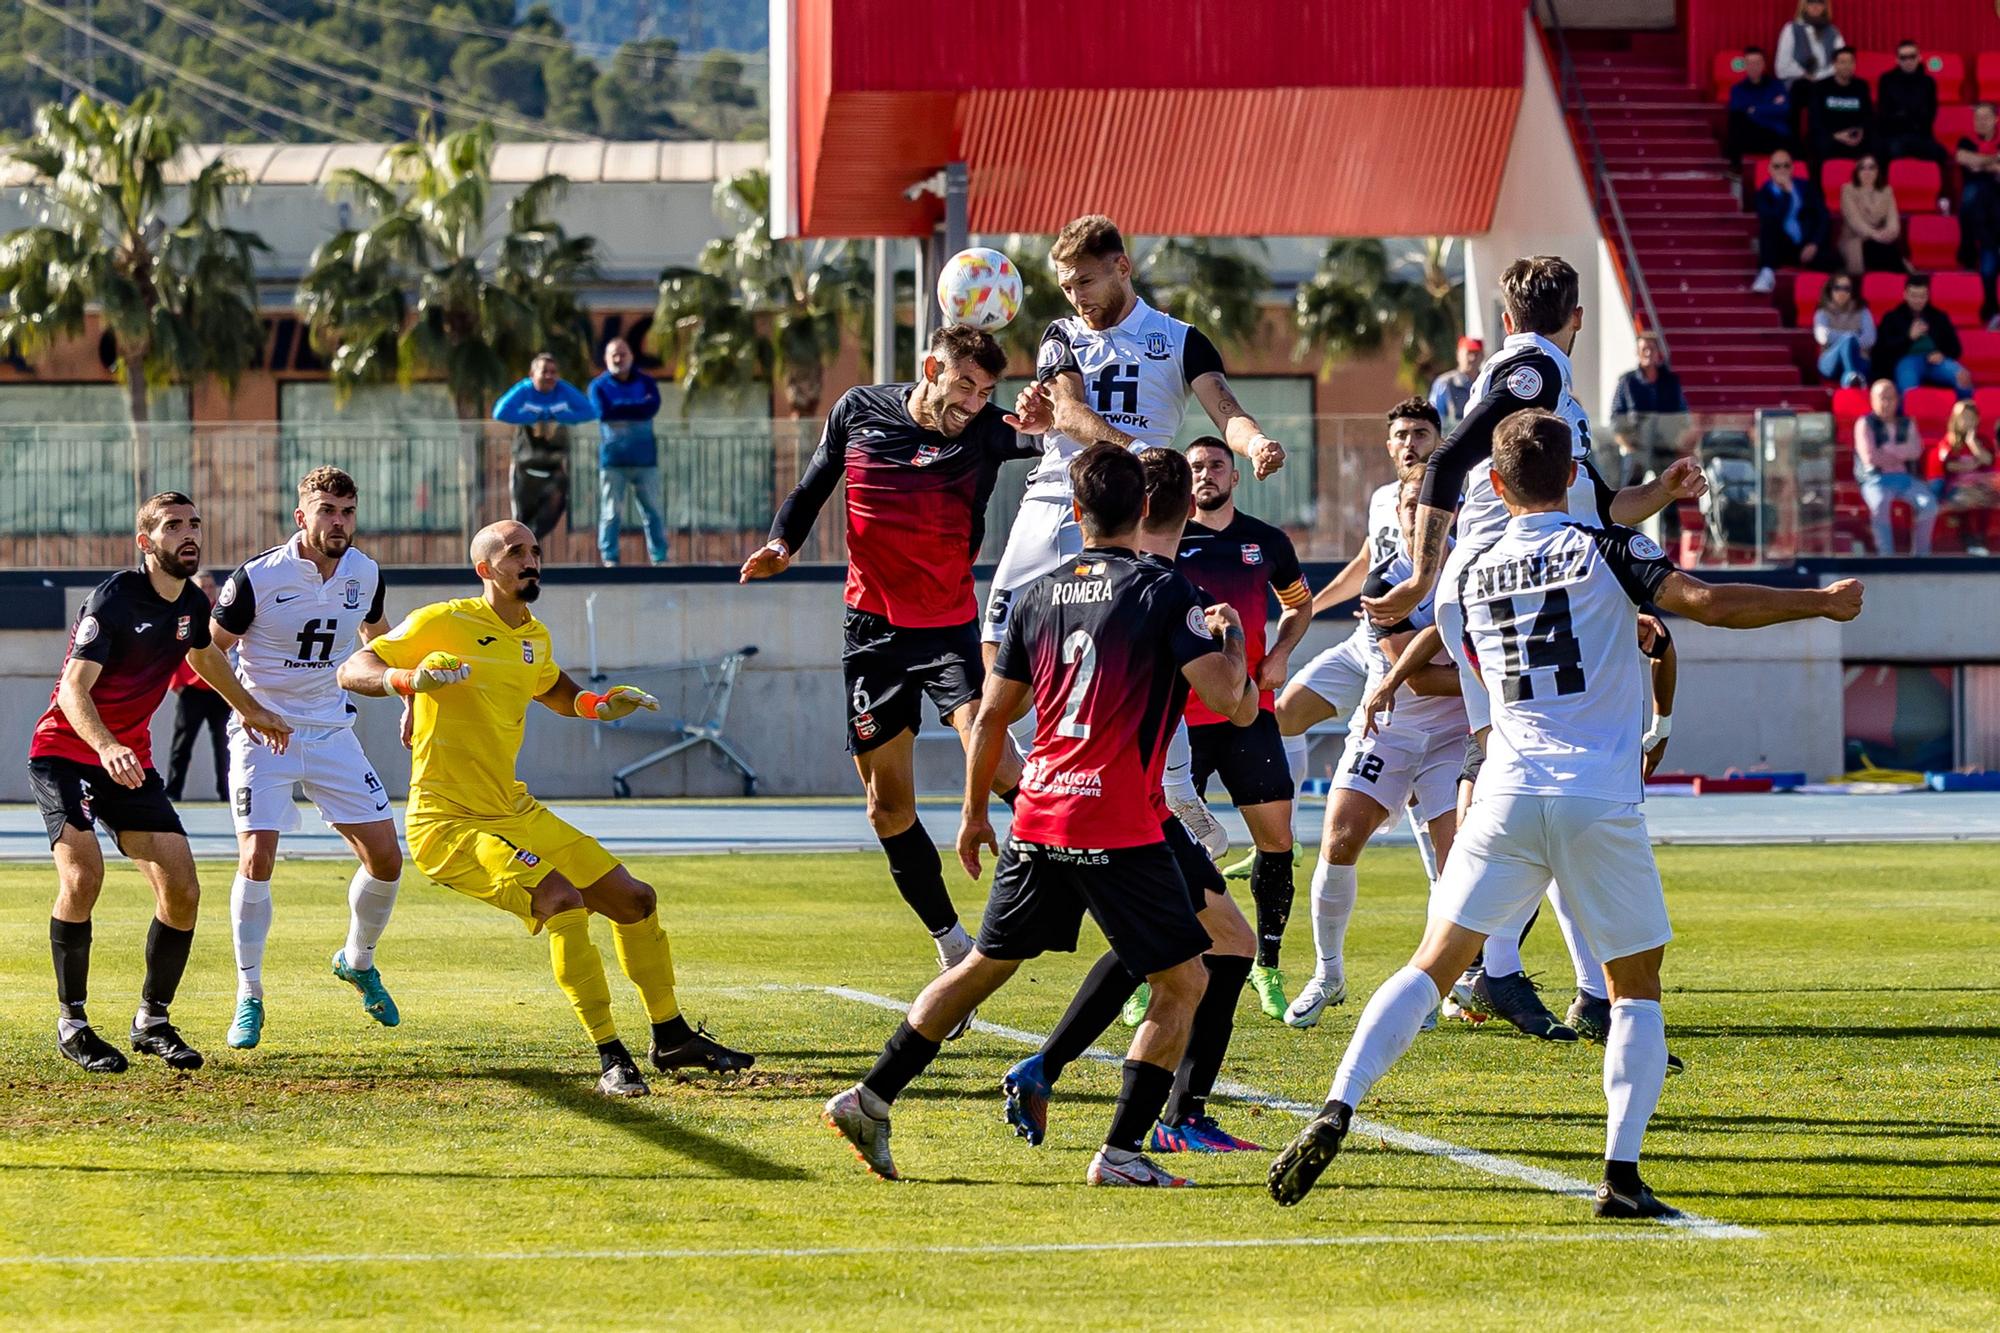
[1,844,1996,1327]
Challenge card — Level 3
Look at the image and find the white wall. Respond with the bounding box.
[1466,15,1640,422]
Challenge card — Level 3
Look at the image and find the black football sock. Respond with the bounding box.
[651,1014,694,1050]
[51,917,92,1026]
[1039,949,1141,1083]
[1604,1158,1644,1193]
[1319,1097,1354,1128]
[1105,1058,1176,1152]
[862,1020,942,1107]
[139,918,194,1023]
[996,786,1019,809]
[1250,849,1297,969]
[878,821,958,935]
[1164,953,1252,1125]
[598,1038,636,1072]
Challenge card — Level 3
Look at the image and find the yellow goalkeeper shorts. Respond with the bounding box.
[408,804,621,931]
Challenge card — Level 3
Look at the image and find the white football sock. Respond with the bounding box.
[1006,707,1037,760]
[230,873,273,999]
[1603,998,1667,1162]
[932,920,973,968]
[344,868,399,971]
[1328,965,1442,1108]
[1548,882,1607,998]
[1162,720,1199,804]
[1484,925,1524,978]
[1308,858,1357,985]
[1282,732,1308,788]
[1409,807,1438,882]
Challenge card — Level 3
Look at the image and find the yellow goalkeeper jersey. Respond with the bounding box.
[369,596,561,820]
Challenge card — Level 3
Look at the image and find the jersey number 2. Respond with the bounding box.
[1491,590,1585,702]
[1054,629,1097,739]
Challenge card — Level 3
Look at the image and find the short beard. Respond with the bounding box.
[518,580,541,603]
[1194,493,1230,513]
[151,547,199,580]
[310,531,351,559]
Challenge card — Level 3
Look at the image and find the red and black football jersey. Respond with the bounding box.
[31,569,214,768]
[772,382,1038,628]
[994,547,1222,848]
[1174,509,1309,724]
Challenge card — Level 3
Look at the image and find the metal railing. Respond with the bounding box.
[0,409,1925,571]
[1538,0,1671,356]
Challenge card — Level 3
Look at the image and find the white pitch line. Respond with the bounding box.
[0,1230,1689,1269]
[819,985,1760,1241]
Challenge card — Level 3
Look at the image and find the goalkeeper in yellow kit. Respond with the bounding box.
[338,519,753,1095]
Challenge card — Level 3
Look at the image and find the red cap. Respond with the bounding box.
[1457,336,1484,353]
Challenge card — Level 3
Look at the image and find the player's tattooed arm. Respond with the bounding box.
[1045,370,1137,448]
[1191,372,1284,479]
[957,674,1031,877]
[1363,506,1452,627]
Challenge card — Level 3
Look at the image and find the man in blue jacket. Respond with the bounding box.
[1751,151,1830,293]
[586,339,670,566]
[1727,47,1794,160]
[493,353,597,540]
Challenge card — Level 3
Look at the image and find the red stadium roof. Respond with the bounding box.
[777,0,1528,238]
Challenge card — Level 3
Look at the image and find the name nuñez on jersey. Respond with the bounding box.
[1471,546,1592,601]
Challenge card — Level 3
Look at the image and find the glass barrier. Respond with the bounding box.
[0,408,1970,569]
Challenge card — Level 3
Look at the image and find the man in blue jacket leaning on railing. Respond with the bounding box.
[586,338,670,566]
[494,352,597,540]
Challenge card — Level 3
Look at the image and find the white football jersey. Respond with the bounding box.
[1453,333,1602,544]
[215,535,387,729]
[1364,549,1468,735]
[1024,298,1223,501]
[1447,512,1675,803]
[1366,480,1402,566]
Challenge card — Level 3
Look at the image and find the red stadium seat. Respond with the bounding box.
[1960,330,2000,383]
[1930,270,1985,325]
[1928,52,1969,105]
[1862,271,1908,318]
[1935,104,1977,152]
[1855,52,1896,86]
[1817,157,1856,207]
[1980,53,2000,103]
[1907,214,1961,271]
[1904,386,1956,438]
[1713,49,1748,102]
[1890,158,1943,214]
[1833,386,1871,440]
[1976,386,2000,425]
[1793,271,1831,326]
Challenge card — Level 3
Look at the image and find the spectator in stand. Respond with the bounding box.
[1427,336,1481,427]
[587,337,670,567]
[1854,377,1937,556]
[1872,273,1973,399]
[1933,400,2000,555]
[1838,155,1904,274]
[1775,0,1844,141]
[1727,47,1795,159]
[1955,104,2000,321]
[1752,151,1831,293]
[1809,47,1874,166]
[164,572,229,802]
[1612,333,1687,418]
[1813,274,1876,387]
[493,351,597,541]
[1877,39,1951,180]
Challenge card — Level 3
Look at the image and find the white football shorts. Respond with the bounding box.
[228,722,393,833]
[1332,719,1462,822]
[1287,630,1371,718]
[983,497,1084,645]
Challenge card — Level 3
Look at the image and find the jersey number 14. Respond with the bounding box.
[1489,590,1585,702]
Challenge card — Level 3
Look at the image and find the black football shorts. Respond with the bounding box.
[840,610,984,755]
[976,839,1213,979]
[1187,710,1295,808]
[29,755,186,846]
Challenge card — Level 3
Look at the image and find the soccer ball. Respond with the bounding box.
[936,247,1023,331]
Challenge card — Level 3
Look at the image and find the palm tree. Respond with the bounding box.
[0,92,265,511]
[297,119,599,423]
[1138,238,1271,351]
[1293,236,1464,391]
[651,168,870,417]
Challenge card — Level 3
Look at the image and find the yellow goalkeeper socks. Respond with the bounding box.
[546,908,616,1044]
[609,912,680,1024]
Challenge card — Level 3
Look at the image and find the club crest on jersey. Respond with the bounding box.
[521,640,535,663]
[1240,543,1262,566]
[73,615,100,648]
[1628,532,1665,561]
[216,579,236,609]
[344,578,362,609]
[1037,339,1065,372]
[514,848,541,868]
[911,444,944,467]
[853,711,877,741]
[176,615,191,641]
[1505,365,1544,399]
[1186,606,1214,639]
[1144,330,1170,360]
